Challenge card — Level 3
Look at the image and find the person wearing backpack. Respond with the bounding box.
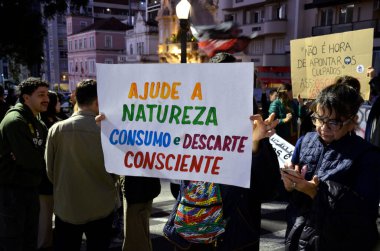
[164,110,281,250]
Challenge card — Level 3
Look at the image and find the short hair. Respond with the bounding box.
[17,77,49,103]
[335,75,361,93]
[75,79,97,106]
[311,81,363,120]
[209,52,237,63]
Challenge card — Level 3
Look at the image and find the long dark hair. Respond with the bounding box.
[40,91,60,128]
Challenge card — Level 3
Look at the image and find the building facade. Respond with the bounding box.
[67,16,128,90]
[123,12,159,63]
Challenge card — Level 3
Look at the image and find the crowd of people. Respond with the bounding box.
[0,54,379,251]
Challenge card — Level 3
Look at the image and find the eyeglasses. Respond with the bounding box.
[311,114,353,131]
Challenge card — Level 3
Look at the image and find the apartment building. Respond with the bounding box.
[43,0,144,91]
[123,12,159,63]
[66,16,128,90]
[217,0,380,86]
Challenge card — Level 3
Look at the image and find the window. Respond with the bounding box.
[224,14,236,22]
[80,21,87,28]
[74,40,78,50]
[273,38,284,54]
[79,39,83,49]
[69,62,73,73]
[277,4,286,20]
[254,11,260,23]
[88,59,96,74]
[339,5,354,24]
[137,42,144,55]
[130,44,133,55]
[67,22,72,34]
[83,38,87,49]
[59,51,67,59]
[105,35,112,48]
[105,58,114,64]
[249,40,263,54]
[321,9,333,26]
[90,36,95,48]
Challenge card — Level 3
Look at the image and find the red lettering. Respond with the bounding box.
[134,151,144,168]
[155,153,165,170]
[179,155,191,172]
[203,156,214,173]
[222,136,232,151]
[183,134,191,149]
[165,154,175,170]
[189,155,203,173]
[124,151,134,168]
[237,136,248,153]
[211,156,223,175]
[143,152,155,169]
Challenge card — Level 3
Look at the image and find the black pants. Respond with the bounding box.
[0,186,40,251]
[54,212,114,251]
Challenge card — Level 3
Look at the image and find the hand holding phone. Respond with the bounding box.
[280,168,302,178]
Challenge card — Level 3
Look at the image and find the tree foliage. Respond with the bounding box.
[0,0,88,74]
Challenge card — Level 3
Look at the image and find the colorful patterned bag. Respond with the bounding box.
[174,181,226,244]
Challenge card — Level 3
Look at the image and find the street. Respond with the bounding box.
[105,180,287,251]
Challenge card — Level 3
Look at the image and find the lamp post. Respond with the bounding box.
[176,0,191,63]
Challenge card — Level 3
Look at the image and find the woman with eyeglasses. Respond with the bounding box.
[281,76,380,251]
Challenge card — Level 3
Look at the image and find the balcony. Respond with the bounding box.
[241,19,287,37]
[312,19,380,37]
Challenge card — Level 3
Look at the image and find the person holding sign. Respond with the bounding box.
[163,52,282,251]
[281,79,380,251]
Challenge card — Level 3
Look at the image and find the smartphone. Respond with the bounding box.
[280,168,302,178]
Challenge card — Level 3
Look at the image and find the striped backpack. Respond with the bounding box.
[174,181,226,244]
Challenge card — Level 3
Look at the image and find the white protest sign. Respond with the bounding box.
[269,134,294,167]
[97,63,254,188]
[356,104,371,139]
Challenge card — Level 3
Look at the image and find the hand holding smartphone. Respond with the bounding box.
[280,168,302,178]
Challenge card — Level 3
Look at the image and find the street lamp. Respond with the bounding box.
[176,0,191,63]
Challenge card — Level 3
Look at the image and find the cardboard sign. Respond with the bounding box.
[291,29,373,100]
[97,63,254,188]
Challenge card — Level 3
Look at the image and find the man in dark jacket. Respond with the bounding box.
[0,77,49,250]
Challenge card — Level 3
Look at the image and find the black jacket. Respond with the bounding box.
[122,176,161,204]
[0,103,47,187]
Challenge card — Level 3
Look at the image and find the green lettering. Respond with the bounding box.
[122,104,134,121]
[182,106,193,124]
[146,104,157,122]
[193,106,205,125]
[205,107,218,126]
[169,105,182,124]
[135,104,147,122]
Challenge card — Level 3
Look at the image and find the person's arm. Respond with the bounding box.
[45,127,56,183]
[250,113,278,153]
[3,117,44,169]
